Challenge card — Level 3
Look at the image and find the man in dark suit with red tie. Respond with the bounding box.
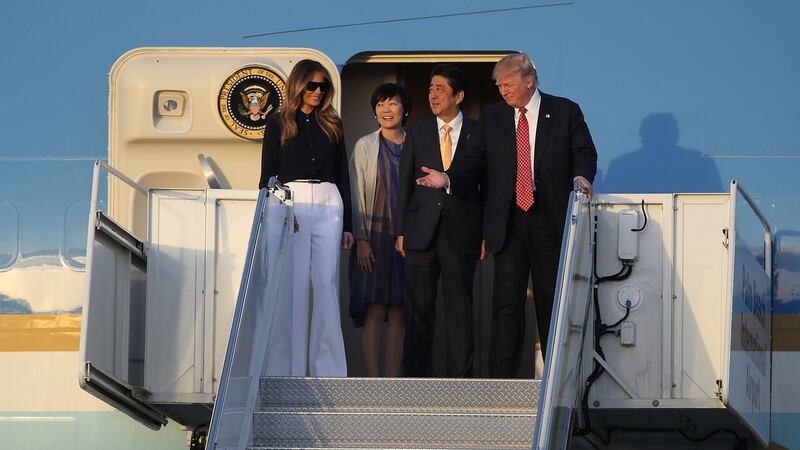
[416,53,597,377]
[396,64,481,377]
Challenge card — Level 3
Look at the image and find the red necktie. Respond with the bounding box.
[515,107,534,210]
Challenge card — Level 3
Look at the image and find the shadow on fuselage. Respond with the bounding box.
[600,113,724,193]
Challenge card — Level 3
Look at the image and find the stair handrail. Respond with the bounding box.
[206,176,293,450]
[532,182,593,450]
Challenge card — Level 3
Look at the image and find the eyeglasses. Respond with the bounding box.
[306,81,330,93]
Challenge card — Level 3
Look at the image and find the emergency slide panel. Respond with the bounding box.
[533,187,593,450]
[723,181,772,446]
[145,189,206,401]
[78,161,166,430]
[674,194,731,400]
[208,191,261,395]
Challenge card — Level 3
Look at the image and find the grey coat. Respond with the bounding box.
[348,130,381,241]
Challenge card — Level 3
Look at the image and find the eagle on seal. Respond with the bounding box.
[240,89,271,121]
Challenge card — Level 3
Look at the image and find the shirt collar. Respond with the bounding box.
[517,89,540,116]
[436,110,463,132]
[296,109,315,122]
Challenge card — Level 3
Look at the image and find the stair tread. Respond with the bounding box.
[247,447,526,450]
[252,412,536,442]
[246,377,541,449]
[248,445,528,450]
[258,377,541,412]
[254,410,537,416]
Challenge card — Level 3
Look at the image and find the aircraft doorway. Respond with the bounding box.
[339,52,543,379]
[341,52,506,151]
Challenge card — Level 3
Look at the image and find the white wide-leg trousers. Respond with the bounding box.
[286,181,348,377]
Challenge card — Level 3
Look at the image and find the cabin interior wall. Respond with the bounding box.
[340,61,541,378]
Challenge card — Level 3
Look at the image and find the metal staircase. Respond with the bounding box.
[79,165,774,449]
[205,181,592,450]
[249,377,540,449]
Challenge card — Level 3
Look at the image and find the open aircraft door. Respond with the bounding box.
[104,47,340,234]
[78,161,166,429]
[79,48,339,432]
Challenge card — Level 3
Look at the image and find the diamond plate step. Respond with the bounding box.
[248,447,531,450]
[258,377,540,414]
[251,411,537,449]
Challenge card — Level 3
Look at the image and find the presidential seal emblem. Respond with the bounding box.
[218,66,286,140]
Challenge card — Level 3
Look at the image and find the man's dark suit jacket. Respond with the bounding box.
[450,92,597,252]
[397,116,482,255]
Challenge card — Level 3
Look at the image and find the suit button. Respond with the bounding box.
[436,202,442,206]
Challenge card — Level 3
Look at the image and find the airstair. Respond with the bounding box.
[80,161,774,449]
[204,179,590,450]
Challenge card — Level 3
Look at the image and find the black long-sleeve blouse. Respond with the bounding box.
[259,110,352,232]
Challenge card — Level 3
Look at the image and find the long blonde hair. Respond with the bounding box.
[279,59,342,144]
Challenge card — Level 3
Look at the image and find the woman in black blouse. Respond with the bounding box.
[260,59,353,377]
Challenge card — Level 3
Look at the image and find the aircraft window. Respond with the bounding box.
[60,200,92,271]
[0,201,19,271]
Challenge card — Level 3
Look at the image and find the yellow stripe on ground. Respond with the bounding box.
[0,314,81,352]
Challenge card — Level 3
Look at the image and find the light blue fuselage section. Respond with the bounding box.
[0,1,798,448]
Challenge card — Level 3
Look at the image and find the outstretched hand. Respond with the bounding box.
[416,166,449,189]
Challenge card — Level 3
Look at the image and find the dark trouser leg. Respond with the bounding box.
[436,226,477,378]
[489,208,531,378]
[527,211,561,353]
[403,246,439,377]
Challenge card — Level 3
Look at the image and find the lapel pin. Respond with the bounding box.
[545,114,551,119]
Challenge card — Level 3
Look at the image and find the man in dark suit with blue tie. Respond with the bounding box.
[396,64,481,378]
[416,53,597,377]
